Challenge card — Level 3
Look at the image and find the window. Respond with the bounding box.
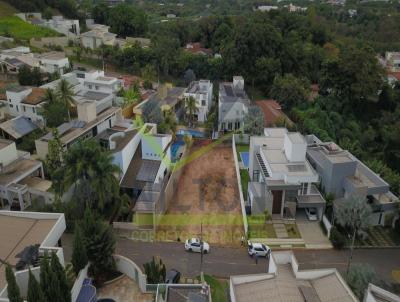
[8,99,11,102]
[9,104,13,108]
[32,107,36,113]
[228,122,232,130]
[202,100,206,106]
[285,190,298,202]
[301,183,309,195]
[88,84,92,89]
[95,86,99,90]
[23,106,26,112]
[221,123,225,129]
[16,106,19,112]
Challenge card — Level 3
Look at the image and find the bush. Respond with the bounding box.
[330,227,346,249]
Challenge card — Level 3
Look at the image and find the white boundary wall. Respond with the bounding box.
[232,135,248,236]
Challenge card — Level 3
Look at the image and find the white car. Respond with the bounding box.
[185,238,210,253]
[305,208,318,221]
[247,241,271,257]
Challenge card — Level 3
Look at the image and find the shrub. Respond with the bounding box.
[330,227,346,249]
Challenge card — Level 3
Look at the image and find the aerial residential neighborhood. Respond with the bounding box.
[0,0,400,301]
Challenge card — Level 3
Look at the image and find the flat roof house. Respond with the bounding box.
[35,102,124,159]
[248,128,325,220]
[218,76,250,131]
[37,51,70,75]
[305,135,399,226]
[0,211,66,302]
[184,80,213,122]
[0,139,53,211]
[230,250,358,302]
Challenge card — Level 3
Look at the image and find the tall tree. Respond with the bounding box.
[5,265,22,302]
[71,224,88,275]
[46,129,64,179]
[270,74,311,109]
[185,96,199,127]
[335,196,373,274]
[243,106,265,135]
[56,79,75,121]
[39,253,52,302]
[345,264,377,300]
[50,253,70,302]
[107,4,148,37]
[27,269,45,302]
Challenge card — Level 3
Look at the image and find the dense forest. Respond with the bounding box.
[3,0,400,195]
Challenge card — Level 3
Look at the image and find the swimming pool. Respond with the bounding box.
[177,129,205,138]
[240,152,249,168]
[171,140,184,162]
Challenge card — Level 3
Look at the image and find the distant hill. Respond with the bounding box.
[0,16,60,40]
[0,1,17,18]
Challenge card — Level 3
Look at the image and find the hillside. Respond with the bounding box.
[0,1,17,18]
[0,16,59,40]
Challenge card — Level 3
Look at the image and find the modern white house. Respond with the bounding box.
[230,251,358,302]
[0,139,53,210]
[248,128,326,220]
[80,24,117,49]
[218,76,250,131]
[41,15,80,38]
[306,134,399,226]
[37,52,70,75]
[184,80,213,122]
[80,69,122,94]
[3,86,46,123]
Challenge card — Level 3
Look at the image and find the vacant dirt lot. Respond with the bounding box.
[156,144,244,246]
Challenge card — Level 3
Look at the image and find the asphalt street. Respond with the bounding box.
[62,235,400,285]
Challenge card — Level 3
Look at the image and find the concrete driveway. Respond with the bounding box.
[296,209,332,248]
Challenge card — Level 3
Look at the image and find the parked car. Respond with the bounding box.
[247,241,270,257]
[305,208,318,221]
[166,269,181,284]
[185,238,210,253]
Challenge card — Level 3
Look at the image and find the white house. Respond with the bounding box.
[247,128,325,219]
[3,86,46,123]
[218,76,250,131]
[184,80,213,122]
[37,51,70,74]
[80,24,117,49]
[42,15,80,38]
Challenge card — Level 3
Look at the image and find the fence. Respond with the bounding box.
[322,214,332,238]
[232,134,248,236]
[113,254,149,293]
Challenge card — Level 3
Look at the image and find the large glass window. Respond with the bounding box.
[285,190,298,202]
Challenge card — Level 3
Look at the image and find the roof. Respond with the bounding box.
[4,57,26,68]
[110,130,138,152]
[38,51,66,61]
[186,80,211,94]
[255,100,293,127]
[219,82,249,103]
[0,158,42,186]
[136,160,161,182]
[0,116,38,139]
[6,85,29,93]
[232,265,356,302]
[0,138,13,149]
[159,87,186,107]
[22,87,46,105]
[0,213,57,289]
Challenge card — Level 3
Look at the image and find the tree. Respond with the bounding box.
[18,66,43,86]
[335,196,373,274]
[345,264,377,300]
[107,4,148,37]
[243,106,264,135]
[162,109,177,138]
[185,96,199,127]
[40,253,53,302]
[27,269,45,302]
[56,79,75,121]
[5,265,22,302]
[41,88,69,127]
[81,208,116,284]
[141,64,157,84]
[71,224,88,275]
[46,129,64,179]
[143,256,166,284]
[183,69,196,85]
[270,74,310,109]
[142,98,164,124]
[50,252,71,302]
[56,139,120,210]
[42,7,53,20]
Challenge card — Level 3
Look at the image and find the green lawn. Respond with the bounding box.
[0,1,17,17]
[0,16,59,40]
[285,224,301,239]
[248,216,277,239]
[201,275,229,302]
[236,143,249,160]
[240,169,249,199]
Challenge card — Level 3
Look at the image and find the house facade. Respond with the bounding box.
[184,80,213,122]
[248,128,326,220]
[306,135,399,226]
[3,86,46,123]
[218,76,250,131]
[38,52,70,75]
[80,24,117,50]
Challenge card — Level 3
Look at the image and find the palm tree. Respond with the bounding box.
[335,196,373,274]
[185,96,199,127]
[43,88,58,103]
[164,109,177,139]
[57,79,75,121]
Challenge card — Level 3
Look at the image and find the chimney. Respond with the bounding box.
[77,102,96,123]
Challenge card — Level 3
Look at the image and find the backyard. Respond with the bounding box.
[156,144,244,246]
[236,143,250,199]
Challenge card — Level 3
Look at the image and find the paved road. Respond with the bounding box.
[116,239,269,278]
[62,235,400,284]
